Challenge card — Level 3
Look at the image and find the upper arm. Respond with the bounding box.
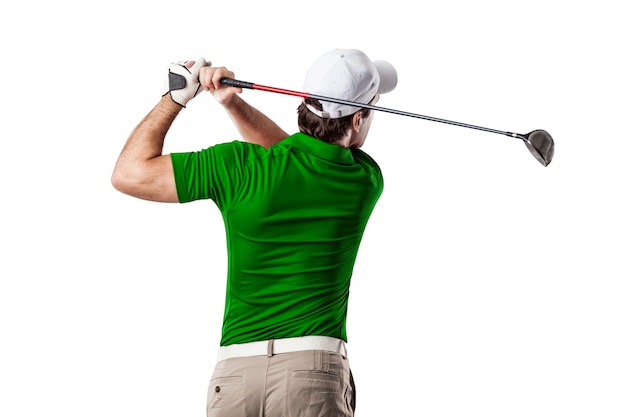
[111,154,179,203]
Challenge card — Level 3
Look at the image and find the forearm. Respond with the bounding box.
[111,95,181,202]
[222,95,288,148]
[123,95,180,158]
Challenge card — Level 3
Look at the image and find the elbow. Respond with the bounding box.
[110,156,177,202]
[111,163,138,195]
[110,169,126,194]
[110,169,124,193]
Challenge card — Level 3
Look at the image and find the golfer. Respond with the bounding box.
[111,48,397,417]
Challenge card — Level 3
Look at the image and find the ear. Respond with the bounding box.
[351,111,363,133]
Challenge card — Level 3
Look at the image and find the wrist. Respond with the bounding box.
[160,94,185,113]
[221,94,245,111]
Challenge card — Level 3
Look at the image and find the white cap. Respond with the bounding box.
[303,49,398,118]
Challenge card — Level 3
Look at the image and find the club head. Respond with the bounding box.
[523,130,554,166]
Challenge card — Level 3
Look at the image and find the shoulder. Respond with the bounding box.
[171,141,271,179]
[351,148,381,171]
[181,140,269,160]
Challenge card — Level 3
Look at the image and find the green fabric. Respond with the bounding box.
[170,133,383,346]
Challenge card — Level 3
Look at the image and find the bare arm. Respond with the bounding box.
[200,66,288,148]
[111,95,181,202]
[221,94,289,148]
[112,60,287,203]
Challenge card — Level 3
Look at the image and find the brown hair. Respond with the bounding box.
[297,99,371,144]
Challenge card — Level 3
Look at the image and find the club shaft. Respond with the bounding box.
[220,77,517,138]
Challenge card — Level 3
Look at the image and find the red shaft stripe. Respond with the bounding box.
[252,83,310,99]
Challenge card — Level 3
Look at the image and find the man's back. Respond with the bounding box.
[171,133,383,345]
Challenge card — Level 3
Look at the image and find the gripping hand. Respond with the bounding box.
[162,58,211,107]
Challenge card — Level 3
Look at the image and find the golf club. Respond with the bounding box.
[220,77,554,167]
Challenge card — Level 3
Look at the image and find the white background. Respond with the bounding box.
[2,1,624,416]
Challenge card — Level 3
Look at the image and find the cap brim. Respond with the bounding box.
[374,60,398,95]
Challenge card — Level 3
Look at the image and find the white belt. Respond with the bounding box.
[217,335,348,362]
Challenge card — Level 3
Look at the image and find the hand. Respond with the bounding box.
[162,58,211,107]
[199,66,242,105]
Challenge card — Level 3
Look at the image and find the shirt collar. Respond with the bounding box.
[279,133,355,165]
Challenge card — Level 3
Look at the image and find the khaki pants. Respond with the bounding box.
[206,349,356,417]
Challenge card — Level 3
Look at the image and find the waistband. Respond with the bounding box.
[217,335,348,362]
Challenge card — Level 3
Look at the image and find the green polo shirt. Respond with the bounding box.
[170,133,383,346]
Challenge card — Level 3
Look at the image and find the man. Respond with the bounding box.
[112,48,397,417]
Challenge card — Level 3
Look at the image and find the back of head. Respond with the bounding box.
[297,49,398,143]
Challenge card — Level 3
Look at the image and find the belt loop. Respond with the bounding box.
[267,339,274,357]
[322,350,330,373]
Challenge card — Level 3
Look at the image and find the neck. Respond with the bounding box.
[335,129,354,148]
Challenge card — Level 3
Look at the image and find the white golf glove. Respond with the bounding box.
[162,58,211,107]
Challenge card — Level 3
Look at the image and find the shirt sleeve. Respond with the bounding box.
[170,141,248,206]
